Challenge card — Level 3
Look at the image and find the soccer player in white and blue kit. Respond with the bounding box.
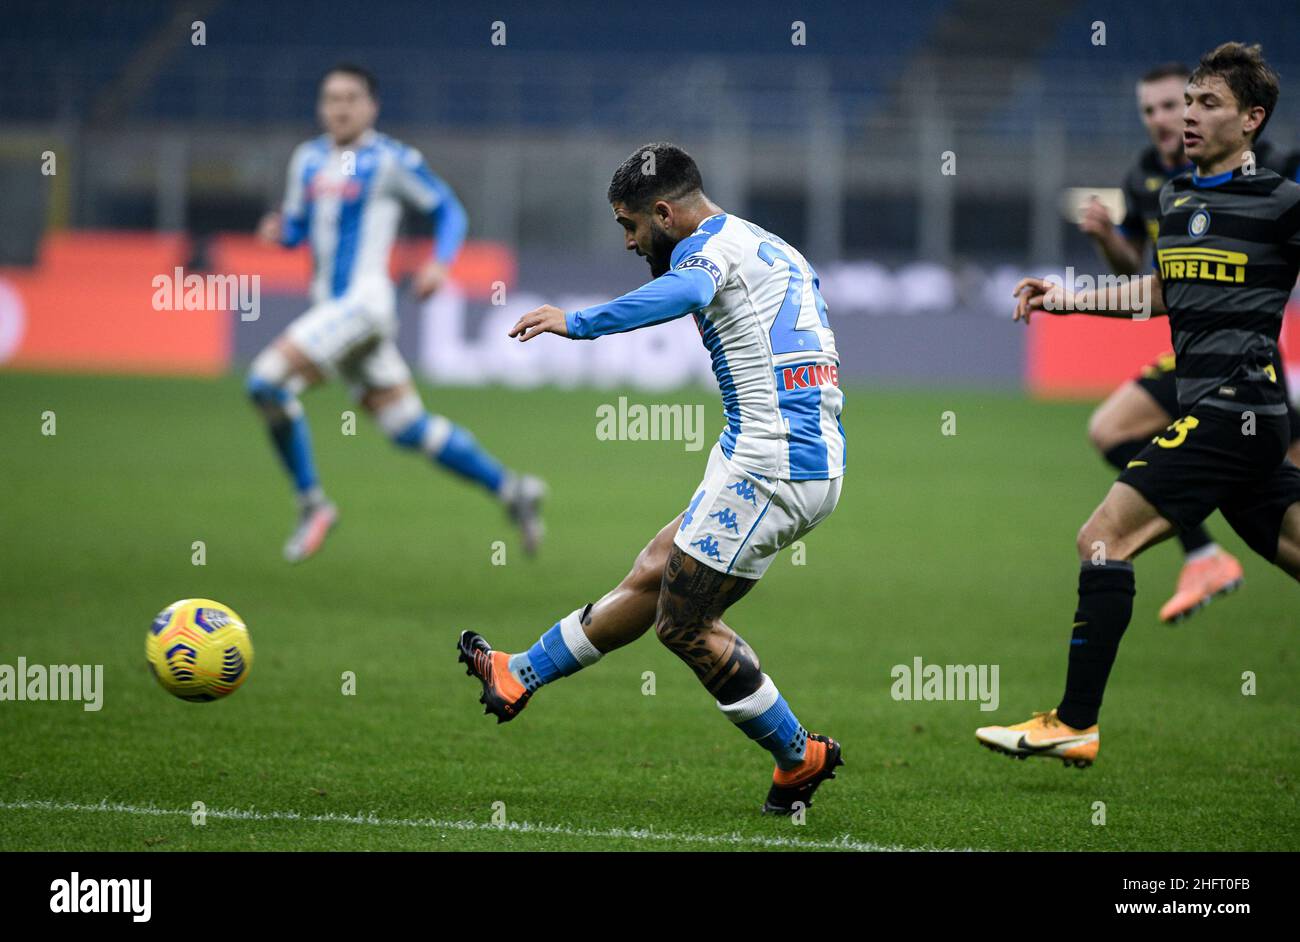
[249,65,544,562]
[458,143,846,813]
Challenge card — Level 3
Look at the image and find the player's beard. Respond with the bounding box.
[645,226,677,278]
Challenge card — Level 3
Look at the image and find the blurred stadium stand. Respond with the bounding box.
[2,1,1298,392]
[4,0,1298,265]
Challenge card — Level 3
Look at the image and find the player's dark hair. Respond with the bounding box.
[607,142,704,210]
[321,63,378,98]
[1139,62,1190,85]
[1189,42,1279,141]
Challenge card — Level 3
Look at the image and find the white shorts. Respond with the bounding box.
[673,443,842,579]
[285,281,410,394]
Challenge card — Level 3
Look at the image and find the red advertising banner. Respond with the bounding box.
[0,232,517,377]
[0,232,229,376]
[1027,301,1300,397]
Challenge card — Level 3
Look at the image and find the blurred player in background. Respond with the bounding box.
[983,43,1300,768]
[457,143,846,814]
[1079,61,1300,622]
[248,64,545,562]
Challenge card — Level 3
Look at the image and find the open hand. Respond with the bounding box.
[509,304,569,342]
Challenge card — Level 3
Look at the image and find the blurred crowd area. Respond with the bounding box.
[5,0,1300,267]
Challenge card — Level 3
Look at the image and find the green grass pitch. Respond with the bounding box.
[0,371,1296,851]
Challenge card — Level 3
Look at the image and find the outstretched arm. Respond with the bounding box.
[509,266,718,342]
[1012,271,1166,324]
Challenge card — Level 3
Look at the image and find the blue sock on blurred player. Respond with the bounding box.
[248,375,322,504]
[383,397,506,494]
[432,423,506,493]
[717,675,808,770]
[272,416,320,496]
[507,607,602,690]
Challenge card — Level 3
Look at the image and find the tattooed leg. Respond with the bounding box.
[654,546,761,702]
[655,546,812,771]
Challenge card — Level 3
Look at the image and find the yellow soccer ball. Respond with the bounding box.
[146,599,253,702]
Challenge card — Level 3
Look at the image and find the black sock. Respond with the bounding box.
[1057,561,1135,729]
[1175,523,1213,556]
[1104,442,1215,556]
[1101,440,1145,471]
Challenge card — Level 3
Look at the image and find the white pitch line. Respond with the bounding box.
[0,799,970,852]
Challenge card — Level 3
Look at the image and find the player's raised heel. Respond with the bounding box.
[975,709,1099,768]
[456,630,532,723]
[762,733,843,815]
[1159,549,1245,624]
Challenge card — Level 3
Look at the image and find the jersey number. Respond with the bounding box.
[1155,415,1199,449]
[757,241,827,356]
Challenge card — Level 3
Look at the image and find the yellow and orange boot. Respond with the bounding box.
[975,709,1098,768]
[457,630,532,723]
[1159,548,1244,623]
[762,733,844,814]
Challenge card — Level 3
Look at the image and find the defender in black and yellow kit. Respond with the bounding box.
[1080,62,1300,622]
[1122,136,1300,463]
[1124,163,1300,550]
[980,43,1300,768]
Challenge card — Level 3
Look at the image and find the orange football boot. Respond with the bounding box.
[762,733,844,814]
[457,630,532,723]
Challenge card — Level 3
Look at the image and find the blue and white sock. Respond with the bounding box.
[433,422,506,494]
[248,375,321,502]
[381,396,507,495]
[717,674,808,770]
[507,608,602,691]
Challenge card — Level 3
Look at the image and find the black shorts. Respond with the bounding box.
[1134,352,1182,418]
[1134,352,1300,442]
[1118,403,1300,561]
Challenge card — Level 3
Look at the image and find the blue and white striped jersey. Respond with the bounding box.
[279,130,467,304]
[567,213,845,481]
[675,214,844,480]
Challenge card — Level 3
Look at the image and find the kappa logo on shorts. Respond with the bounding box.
[690,535,723,560]
[709,508,740,533]
[726,479,758,505]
